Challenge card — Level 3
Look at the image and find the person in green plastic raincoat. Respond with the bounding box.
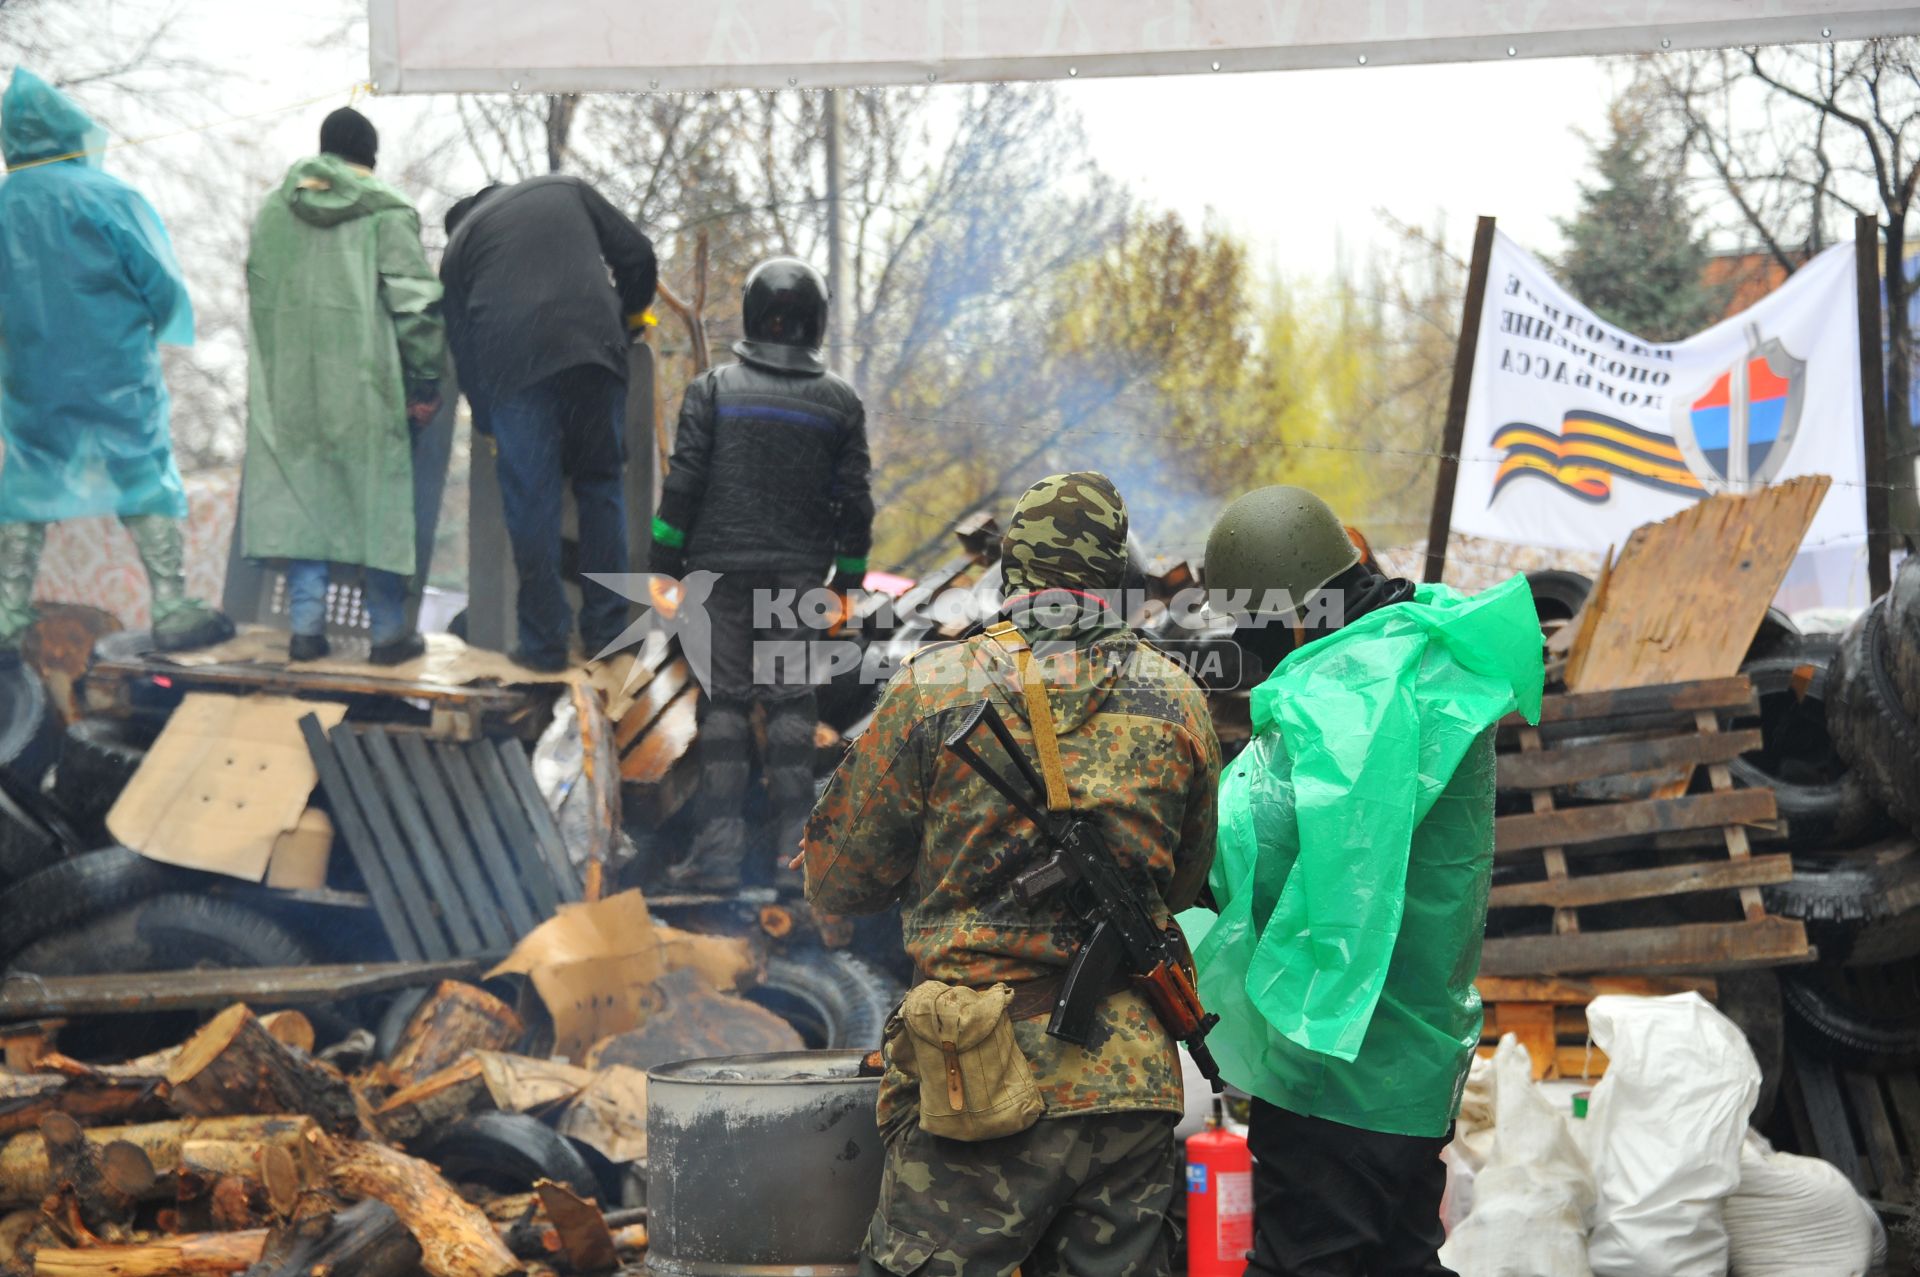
[0,69,232,662]
[241,107,446,664]
[1192,485,1544,1277]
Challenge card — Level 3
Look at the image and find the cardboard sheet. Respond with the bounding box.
[471,1050,592,1114]
[557,1065,649,1164]
[487,890,756,1062]
[108,694,347,881]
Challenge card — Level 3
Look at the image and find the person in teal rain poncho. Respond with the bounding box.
[1192,486,1544,1277]
[0,69,232,662]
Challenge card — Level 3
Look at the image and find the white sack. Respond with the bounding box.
[1726,1131,1886,1277]
[1584,993,1760,1277]
[1440,1036,1596,1277]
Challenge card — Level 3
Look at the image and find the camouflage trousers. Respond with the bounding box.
[859,1110,1179,1277]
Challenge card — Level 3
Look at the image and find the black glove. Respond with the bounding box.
[650,541,687,578]
[829,565,864,594]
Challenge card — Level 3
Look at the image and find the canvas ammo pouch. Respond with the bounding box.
[889,980,1044,1141]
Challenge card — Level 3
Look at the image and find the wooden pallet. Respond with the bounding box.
[1480,676,1812,978]
[1474,974,1718,1080]
[1783,1048,1920,1208]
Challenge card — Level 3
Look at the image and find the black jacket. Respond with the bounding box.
[657,356,873,574]
[439,176,657,410]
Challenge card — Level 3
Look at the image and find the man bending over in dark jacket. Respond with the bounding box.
[441,178,657,671]
[650,258,873,893]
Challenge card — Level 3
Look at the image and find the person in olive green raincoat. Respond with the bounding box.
[241,108,446,664]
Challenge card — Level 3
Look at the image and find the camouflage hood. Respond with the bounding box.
[1000,471,1129,597]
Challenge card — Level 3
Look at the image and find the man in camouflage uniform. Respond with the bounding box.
[804,471,1222,1277]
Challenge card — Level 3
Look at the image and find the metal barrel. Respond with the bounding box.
[646,1049,883,1277]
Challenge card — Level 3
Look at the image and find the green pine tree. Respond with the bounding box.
[1558,101,1725,342]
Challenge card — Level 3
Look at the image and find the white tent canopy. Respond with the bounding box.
[370,1,1920,93]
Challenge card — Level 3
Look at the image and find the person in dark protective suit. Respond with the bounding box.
[649,258,873,893]
[440,177,657,671]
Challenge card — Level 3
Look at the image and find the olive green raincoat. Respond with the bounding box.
[241,155,445,576]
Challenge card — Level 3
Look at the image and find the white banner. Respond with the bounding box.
[1452,232,1864,554]
[367,1,1920,93]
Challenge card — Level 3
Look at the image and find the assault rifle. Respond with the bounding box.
[943,698,1223,1091]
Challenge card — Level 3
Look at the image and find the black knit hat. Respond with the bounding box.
[319,106,377,169]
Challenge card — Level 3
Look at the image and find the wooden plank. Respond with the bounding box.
[0,960,483,1019]
[1487,854,1793,910]
[1521,676,1757,726]
[1794,1049,1868,1192]
[465,743,563,920]
[300,714,426,962]
[390,734,516,951]
[1842,1070,1907,1199]
[1694,709,1770,922]
[1496,788,1777,855]
[1496,728,1763,791]
[1501,1003,1556,1078]
[428,743,541,938]
[1884,1072,1920,1176]
[1563,818,1786,859]
[1477,916,1811,977]
[1566,477,1830,691]
[356,729,485,956]
[614,657,690,754]
[1475,975,1717,1003]
[329,726,456,961]
[622,687,700,785]
[494,739,582,902]
[88,655,527,710]
[1516,726,1578,936]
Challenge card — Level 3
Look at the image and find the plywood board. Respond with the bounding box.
[109,694,347,880]
[1567,477,1831,691]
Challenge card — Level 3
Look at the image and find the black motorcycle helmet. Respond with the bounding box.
[734,257,830,375]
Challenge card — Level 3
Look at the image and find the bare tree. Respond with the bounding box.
[1641,39,1920,528]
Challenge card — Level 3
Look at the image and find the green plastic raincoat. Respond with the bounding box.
[241,155,445,576]
[1192,575,1544,1137]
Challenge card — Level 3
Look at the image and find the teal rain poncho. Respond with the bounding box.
[1190,575,1544,1137]
[0,69,194,523]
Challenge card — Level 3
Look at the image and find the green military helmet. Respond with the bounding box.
[1203,485,1359,619]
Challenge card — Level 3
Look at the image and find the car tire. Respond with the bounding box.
[1714,970,1784,1125]
[1725,648,1885,849]
[0,664,61,789]
[1883,556,1920,716]
[1524,570,1592,630]
[416,1113,601,1199]
[0,846,211,965]
[1828,603,1920,835]
[1782,958,1920,1069]
[50,718,152,836]
[6,892,316,1061]
[1764,842,1920,966]
[0,781,62,885]
[742,949,901,1050]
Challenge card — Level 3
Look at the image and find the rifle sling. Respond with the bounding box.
[983,621,1071,812]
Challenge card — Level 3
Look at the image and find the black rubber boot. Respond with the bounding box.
[289,633,331,662]
[369,632,427,666]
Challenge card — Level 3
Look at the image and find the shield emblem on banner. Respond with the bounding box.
[1671,326,1807,493]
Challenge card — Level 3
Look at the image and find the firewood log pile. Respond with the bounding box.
[0,985,657,1277]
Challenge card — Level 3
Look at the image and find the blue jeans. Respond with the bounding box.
[485,364,630,661]
[287,559,410,645]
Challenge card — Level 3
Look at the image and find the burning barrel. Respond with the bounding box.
[646,1050,884,1275]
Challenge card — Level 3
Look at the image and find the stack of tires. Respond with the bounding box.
[1759,558,1920,1078]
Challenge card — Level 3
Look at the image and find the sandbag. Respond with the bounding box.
[1584,994,1759,1277]
[1440,1036,1595,1277]
[1725,1131,1885,1277]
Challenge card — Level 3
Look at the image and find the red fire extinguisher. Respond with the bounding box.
[1186,1096,1252,1277]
